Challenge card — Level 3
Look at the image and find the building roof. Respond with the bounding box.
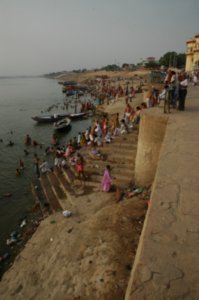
[146,57,155,60]
[186,39,195,44]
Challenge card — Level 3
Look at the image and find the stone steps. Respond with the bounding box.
[31,128,139,211]
[47,172,66,200]
[85,169,134,182]
[111,137,138,146]
[83,152,135,164]
[99,146,137,155]
[85,166,134,177]
[40,174,62,212]
[31,179,52,216]
[74,178,100,188]
[81,140,137,152]
[67,162,134,180]
[85,158,135,169]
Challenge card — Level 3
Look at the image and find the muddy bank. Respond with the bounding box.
[0,189,149,299]
[0,203,44,280]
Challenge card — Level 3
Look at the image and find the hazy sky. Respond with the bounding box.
[0,0,198,76]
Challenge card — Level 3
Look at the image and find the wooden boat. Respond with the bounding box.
[66,90,84,96]
[32,113,70,123]
[69,112,87,120]
[32,112,87,123]
[53,117,71,131]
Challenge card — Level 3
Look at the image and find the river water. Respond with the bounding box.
[0,77,92,254]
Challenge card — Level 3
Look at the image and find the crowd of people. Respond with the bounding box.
[157,70,198,112]
[16,69,199,193]
[19,95,146,192]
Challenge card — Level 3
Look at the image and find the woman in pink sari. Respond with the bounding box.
[101,165,113,192]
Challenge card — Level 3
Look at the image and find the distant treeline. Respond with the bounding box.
[44,51,186,77]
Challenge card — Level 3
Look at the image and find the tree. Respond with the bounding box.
[176,53,186,68]
[101,64,121,71]
[145,62,160,69]
[159,52,177,67]
[159,52,186,68]
[122,63,129,69]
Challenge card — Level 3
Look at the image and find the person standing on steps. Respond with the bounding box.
[75,153,86,180]
[33,153,40,178]
[163,85,170,114]
[101,165,114,192]
[178,73,188,111]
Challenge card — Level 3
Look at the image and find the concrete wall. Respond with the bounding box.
[134,109,168,187]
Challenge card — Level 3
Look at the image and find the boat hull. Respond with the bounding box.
[32,114,70,123]
[32,112,87,123]
[53,118,71,131]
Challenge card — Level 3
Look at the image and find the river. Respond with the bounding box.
[0,77,92,255]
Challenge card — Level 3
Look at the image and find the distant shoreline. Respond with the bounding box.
[0,75,43,79]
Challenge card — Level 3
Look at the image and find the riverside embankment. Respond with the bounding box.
[125,84,199,299]
[0,75,149,299]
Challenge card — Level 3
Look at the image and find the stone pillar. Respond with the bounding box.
[134,110,168,186]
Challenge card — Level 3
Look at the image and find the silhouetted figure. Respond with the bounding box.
[24,149,29,156]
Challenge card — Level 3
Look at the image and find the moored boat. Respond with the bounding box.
[32,112,88,123]
[53,117,71,131]
[69,112,87,120]
[32,113,70,123]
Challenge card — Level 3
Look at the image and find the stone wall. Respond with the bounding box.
[125,85,199,299]
[135,109,168,186]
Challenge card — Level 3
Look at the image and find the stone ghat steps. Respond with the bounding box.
[85,165,134,177]
[84,169,134,182]
[80,136,138,153]
[39,169,75,211]
[84,155,135,170]
[84,155,135,169]
[67,162,134,182]
[110,137,138,147]
[81,145,137,157]
[40,173,62,212]
[82,175,134,188]
[31,179,53,216]
[82,150,137,164]
[33,130,139,211]
[99,146,137,155]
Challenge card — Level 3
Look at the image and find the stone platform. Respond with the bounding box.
[125,85,199,299]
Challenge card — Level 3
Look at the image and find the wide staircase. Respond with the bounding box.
[31,129,139,215]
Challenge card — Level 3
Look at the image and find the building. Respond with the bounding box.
[141,57,156,66]
[185,33,199,72]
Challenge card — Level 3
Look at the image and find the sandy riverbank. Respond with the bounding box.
[0,70,150,299]
[54,69,150,83]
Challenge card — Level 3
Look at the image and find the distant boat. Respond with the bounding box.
[32,112,87,123]
[53,117,71,131]
[66,90,84,96]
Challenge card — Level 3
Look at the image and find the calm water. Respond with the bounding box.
[0,77,91,253]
